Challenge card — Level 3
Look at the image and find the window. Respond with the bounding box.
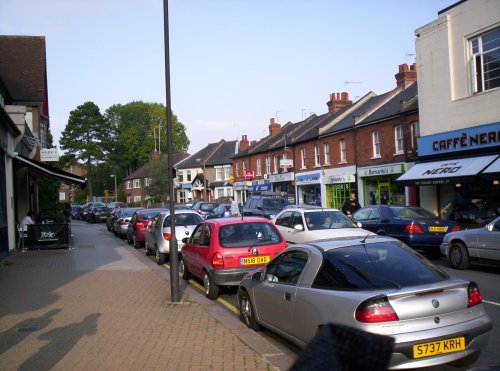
[236,162,240,177]
[314,145,320,166]
[223,166,231,180]
[256,158,262,176]
[133,179,140,188]
[178,171,184,183]
[266,157,271,174]
[264,251,309,285]
[243,161,247,172]
[133,195,141,202]
[275,211,292,227]
[339,139,346,163]
[324,143,330,164]
[273,156,278,173]
[300,148,306,169]
[215,167,223,181]
[144,178,151,187]
[395,125,404,154]
[411,121,420,151]
[471,27,500,93]
[186,170,192,182]
[126,181,131,189]
[372,131,380,158]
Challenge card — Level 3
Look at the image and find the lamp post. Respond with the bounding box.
[196,158,207,201]
[110,174,117,202]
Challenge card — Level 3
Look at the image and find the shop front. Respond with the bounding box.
[232,181,249,205]
[357,163,407,207]
[295,171,322,206]
[323,166,357,210]
[269,172,295,204]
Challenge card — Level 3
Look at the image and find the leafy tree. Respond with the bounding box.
[143,157,172,205]
[59,102,109,200]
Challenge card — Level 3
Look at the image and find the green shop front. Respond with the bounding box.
[357,163,407,207]
[323,166,357,210]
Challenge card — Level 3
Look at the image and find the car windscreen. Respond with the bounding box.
[200,203,218,212]
[163,213,203,227]
[389,206,438,219]
[312,241,449,290]
[95,206,108,212]
[139,210,163,220]
[121,209,140,217]
[219,222,282,248]
[305,211,357,230]
[263,198,289,209]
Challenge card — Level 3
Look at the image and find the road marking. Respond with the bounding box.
[483,300,500,307]
[163,263,239,314]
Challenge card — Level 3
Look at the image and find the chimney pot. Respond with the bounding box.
[270,118,275,125]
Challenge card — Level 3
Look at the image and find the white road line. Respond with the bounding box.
[483,300,500,307]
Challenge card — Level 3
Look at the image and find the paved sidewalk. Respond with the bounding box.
[0,221,296,370]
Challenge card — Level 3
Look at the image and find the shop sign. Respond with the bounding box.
[269,172,294,183]
[280,159,293,168]
[40,148,60,161]
[358,164,404,177]
[419,121,500,156]
[232,181,246,191]
[295,172,321,185]
[329,174,355,184]
[244,169,254,179]
[248,183,272,192]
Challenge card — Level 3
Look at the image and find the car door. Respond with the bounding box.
[353,207,382,233]
[253,250,309,337]
[145,214,160,249]
[274,211,293,242]
[476,218,500,261]
[183,223,205,279]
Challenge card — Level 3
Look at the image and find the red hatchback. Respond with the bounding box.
[126,208,165,248]
[180,217,287,299]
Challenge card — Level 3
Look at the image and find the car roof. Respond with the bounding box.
[284,207,341,213]
[294,234,398,252]
[160,209,202,216]
[206,217,272,226]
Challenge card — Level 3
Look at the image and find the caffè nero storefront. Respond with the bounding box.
[397,122,500,228]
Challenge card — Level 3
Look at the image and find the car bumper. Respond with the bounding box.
[440,242,449,256]
[208,266,263,287]
[395,234,447,250]
[134,230,147,242]
[157,239,183,254]
[117,225,128,235]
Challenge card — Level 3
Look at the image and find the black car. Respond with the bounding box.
[86,206,109,223]
[191,201,219,219]
[242,193,289,219]
[351,205,461,254]
[206,203,243,219]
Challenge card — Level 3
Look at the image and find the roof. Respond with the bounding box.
[175,142,220,169]
[205,140,238,166]
[124,152,189,180]
[0,36,47,103]
[358,82,418,126]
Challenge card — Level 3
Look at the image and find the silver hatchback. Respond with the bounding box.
[144,210,203,265]
[237,235,491,369]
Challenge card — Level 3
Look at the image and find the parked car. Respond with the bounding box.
[77,205,90,221]
[107,201,128,210]
[206,203,243,219]
[351,205,461,254]
[86,206,109,223]
[180,217,287,300]
[440,216,500,269]
[126,208,166,248]
[106,207,123,232]
[191,201,219,218]
[237,235,492,369]
[243,193,289,219]
[272,207,374,244]
[70,204,82,220]
[113,207,142,239]
[144,210,203,265]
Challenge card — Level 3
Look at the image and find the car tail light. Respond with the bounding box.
[451,226,461,232]
[211,252,224,268]
[118,219,125,225]
[404,224,423,233]
[136,222,145,228]
[163,233,171,240]
[224,206,228,211]
[355,296,399,323]
[467,282,483,308]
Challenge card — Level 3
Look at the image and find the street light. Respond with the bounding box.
[196,158,207,201]
[110,174,117,202]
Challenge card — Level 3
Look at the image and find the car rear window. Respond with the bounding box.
[95,206,108,212]
[389,206,437,219]
[305,211,357,230]
[263,198,289,209]
[163,213,203,227]
[121,209,139,217]
[219,222,282,248]
[139,210,163,220]
[312,241,449,291]
[200,203,218,212]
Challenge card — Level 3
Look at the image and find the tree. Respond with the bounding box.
[143,157,173,206]
[59,102,109,200]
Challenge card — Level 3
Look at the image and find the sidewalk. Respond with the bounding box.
[0,221,296,370]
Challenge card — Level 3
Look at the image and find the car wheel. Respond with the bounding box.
[106,223,111,231]
[133,235,141,249]
[203,272,219,300]
[239,290,260,331]
[155,247,166,265]
[145,244,152,256]
[179,258,190,280]
[449,242,470,270]
[127,233,133,244]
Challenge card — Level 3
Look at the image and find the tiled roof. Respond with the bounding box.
[124,152,189,180]
[205,140,238,166]
[175,143,220,169]
[0,36,47,102]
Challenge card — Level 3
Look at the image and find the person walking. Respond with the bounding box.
[229,197,240,217]
[342,193,361,218]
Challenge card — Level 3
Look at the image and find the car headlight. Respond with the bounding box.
[269,214,275,219]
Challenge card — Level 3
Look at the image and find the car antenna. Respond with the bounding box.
[360,231,371,244]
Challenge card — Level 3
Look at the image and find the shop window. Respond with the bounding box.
[325,183,352,210]
[395,125,404,154]
[339,139,346,163]
[256,158,262,176]
[372,131,381,158]
[324,143,330,165]
[471,27,500,93]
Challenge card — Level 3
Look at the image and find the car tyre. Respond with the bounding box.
[133,235,141,249]
[145,244,152,256]
[179,258,190,280]
[155,247,166,265]
[203,272,219,300]
[449,242,470,270]
[239,290,260,331]
[127,233,133,244]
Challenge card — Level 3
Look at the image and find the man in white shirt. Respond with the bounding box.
[21,210,35,231]
[229,197,240,217]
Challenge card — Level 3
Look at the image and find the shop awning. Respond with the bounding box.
[480,155,500,180]
[15,154,86,188]
[396,155,498,186]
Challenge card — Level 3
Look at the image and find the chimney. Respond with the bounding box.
[395,63,417,88]
[326,91,352,113]
[250,140,257,146]
[151,150,160,161]
[269,118,281,137]
[239,134,249,152]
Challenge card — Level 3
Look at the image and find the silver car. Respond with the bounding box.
[144,210,203,265]
[440,216,500,269]
[113,207,142,239]
[237,235,491,369]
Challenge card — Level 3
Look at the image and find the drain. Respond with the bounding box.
[16,327,37,332]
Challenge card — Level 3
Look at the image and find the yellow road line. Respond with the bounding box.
[164,263,239,314]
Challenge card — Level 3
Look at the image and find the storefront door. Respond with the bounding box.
[378,181,390,205]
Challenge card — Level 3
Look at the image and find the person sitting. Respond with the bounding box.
[20,210,35,232]
[322,215,332,229]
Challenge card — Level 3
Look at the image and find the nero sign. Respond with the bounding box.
[422,166,461,176]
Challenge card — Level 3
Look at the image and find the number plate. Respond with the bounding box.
[429,226,447,233]
[413,337,465,358]
[240,256,270,265]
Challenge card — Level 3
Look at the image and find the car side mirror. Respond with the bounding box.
[486,224,494,232]
[182,237,189,244]
[293,224,304,231]
[252,271,262,281]
[356,222,363,228]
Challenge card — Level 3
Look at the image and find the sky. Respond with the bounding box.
[0,0,457,155]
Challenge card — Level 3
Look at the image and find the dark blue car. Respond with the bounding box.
[351,205,461,254]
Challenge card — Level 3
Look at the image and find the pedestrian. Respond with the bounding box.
[342,193,361,218]
[229,197,240,217]
[20,210,35,231]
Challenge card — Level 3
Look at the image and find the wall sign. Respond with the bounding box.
[358,164,404,177]
[295,172,321,185]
